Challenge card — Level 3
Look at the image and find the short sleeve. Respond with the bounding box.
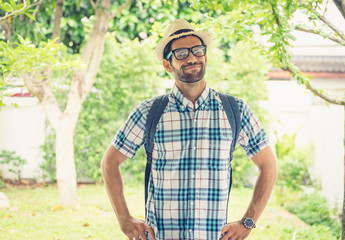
[111,99,153,159]
[236,99,270,159]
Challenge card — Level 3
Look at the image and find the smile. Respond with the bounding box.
[183,64,201,70]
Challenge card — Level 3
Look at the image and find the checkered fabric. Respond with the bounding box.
[112,84,269,240]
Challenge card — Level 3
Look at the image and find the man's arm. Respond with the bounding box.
[101,144,155,240]
[220,145,278,240]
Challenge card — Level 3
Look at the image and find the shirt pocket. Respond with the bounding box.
[207,138,231,170]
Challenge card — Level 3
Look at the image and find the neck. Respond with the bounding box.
[175,79,206,104]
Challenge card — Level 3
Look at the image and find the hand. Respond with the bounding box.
[120,217,155,240]
[220,221,251,240]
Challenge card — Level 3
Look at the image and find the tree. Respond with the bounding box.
[187,0,345,237]
[0,0,133,207]
[0,0,220,207]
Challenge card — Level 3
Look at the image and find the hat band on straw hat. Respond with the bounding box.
[169,29,194,37]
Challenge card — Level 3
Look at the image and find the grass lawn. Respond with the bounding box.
[0,182,338,240]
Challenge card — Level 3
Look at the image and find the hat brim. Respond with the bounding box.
[155,31,212,62]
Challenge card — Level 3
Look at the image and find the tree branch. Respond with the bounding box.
[52,0,64,41]
[0,0,28,22]
[110,0,133,19]
[28,0,45,24]
[270,1,345,106]
[318,14,345,41]
[284,66,345,105]
[295,26,345,45]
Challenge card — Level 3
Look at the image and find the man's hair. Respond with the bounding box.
[163,35,205,62]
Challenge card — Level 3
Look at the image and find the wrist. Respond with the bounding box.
[240,217,256,229]
[117,213,133,224]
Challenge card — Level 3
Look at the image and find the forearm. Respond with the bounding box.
[101,157,131,224]
[244,146,278,223]
[244,165,277,222]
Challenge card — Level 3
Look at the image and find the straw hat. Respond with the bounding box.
[155,19,212,62]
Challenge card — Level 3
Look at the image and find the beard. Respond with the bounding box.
[171,62,206,83]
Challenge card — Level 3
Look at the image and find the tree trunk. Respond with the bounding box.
[55,117,78,207]
[22,0,132,207]
[52,0,64,41]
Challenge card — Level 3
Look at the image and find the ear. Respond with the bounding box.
[204,54,208,67]
[163,59,173,73]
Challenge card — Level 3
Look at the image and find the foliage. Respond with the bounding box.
[2,0,94,53]
[74,35,162,181]
[3,0,208,53]
[0,150,27,180]
[0,34,82,110]
[41,35,163,182]
[275,188,341,239]
[0,0,36,22]
[187,0,345,105]
[0,36,81,77]
[275,133,313,189]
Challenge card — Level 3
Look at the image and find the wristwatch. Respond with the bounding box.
[241,217,256,229]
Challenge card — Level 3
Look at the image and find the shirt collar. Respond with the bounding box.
[170,83,210,112]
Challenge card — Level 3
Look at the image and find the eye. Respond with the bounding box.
[192,46,206,56]
[175,49,189,58]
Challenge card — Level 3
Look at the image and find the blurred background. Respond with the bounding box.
[0,0,344,239]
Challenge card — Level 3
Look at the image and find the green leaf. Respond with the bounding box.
[67,19,78,28]
[10,0,15,8]
[24,12,36,21]
[10,0,16,8]
[15,3,24,11]
[285,32,296,41]
[2,2,13,12]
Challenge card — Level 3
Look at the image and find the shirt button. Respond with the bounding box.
[191,202,194,206]
[180,106,185,111]
[192,174,195,178]
[192,146,196,150]
[189,229,192,233]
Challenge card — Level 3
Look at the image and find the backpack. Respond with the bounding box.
[144,92,241,219]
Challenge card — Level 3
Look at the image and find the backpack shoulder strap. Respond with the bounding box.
[218,92,242,159]
[218,92,242,223]
[144,94,169,207]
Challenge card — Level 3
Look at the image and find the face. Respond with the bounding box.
[163,36,207,84]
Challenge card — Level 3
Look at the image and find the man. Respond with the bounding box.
[102,19,278,240]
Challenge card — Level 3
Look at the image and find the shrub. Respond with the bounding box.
[0,150,27,180]
[283,189,341,239]
[275,133,313,189]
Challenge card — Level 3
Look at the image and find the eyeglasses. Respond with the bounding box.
[166,45,207,60]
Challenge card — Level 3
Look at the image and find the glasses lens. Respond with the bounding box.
[192,45,206,57]
[174,48,189,60]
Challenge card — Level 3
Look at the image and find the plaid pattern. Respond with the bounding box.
[112,84,269,240]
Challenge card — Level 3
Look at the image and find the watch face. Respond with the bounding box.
[244,218,254,228]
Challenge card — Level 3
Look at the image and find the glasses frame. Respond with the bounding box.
[166,45,207,60]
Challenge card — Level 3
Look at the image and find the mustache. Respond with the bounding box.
[182,62,203,69]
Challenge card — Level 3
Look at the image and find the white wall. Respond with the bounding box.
[0,96,46,181]
[265,80,344,210]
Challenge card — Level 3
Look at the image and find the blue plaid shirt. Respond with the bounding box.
[112,84,269,240]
